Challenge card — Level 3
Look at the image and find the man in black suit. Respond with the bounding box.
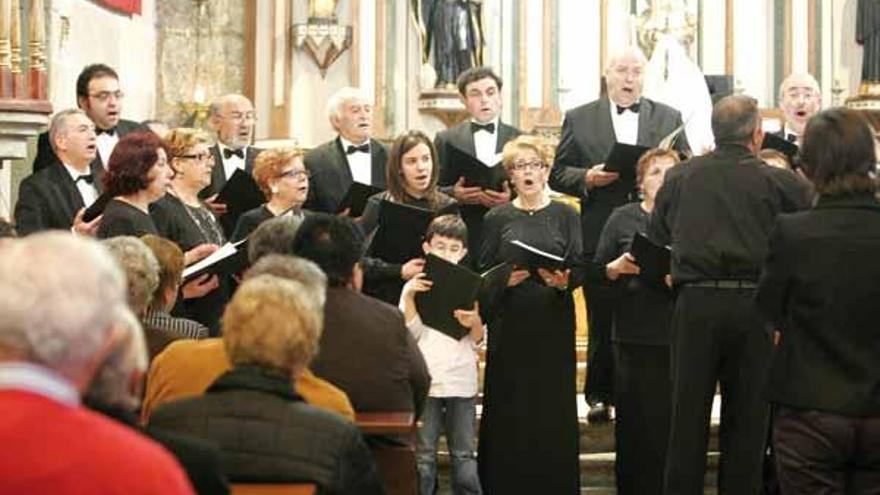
[33,64,143,173]
[435,66,520,259]
[293,213,430,417]
[303,87,388,214]
[199,94,260,201]
[649,95,810,494]
[15,109,104,236]
[775,73,821,146]
[550,48,688,420]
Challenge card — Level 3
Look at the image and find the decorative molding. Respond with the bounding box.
[27,0,46,100]
[268,0,291,138]
[519,0,561,132]
[783,0,792,77]
[373,0,387,138]
[600,0,607,76]
[724,0,733,75]
[244,0,256,103]
[350,0,359,87]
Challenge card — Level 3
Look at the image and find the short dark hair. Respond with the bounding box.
[0,218,17,238]
[76,64,119,100]
[456,66,503,96]
[425,214,468,245]
[247,216,306,264]
[800,107,877,196]
[292,213,364,288]
[102,131,170,197]
[711,95,760,145]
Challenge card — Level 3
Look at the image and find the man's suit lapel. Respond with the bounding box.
[210,144,226,192]
[245,146,258,173]
[448,124,477,156]
[89,160,106,195]
[595,98,617,144]
[496,123,521,152]
[331,137,355,184]
[48,162,86,216]
[369,139,387,187]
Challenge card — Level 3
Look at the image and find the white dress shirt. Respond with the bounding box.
[403,312,480,398]
[340,136,373,185]
[472,117,501,166]
[218,143,247,180]
[609,99,640,145]
[62,162,98,207]
[0,362,80,406]
[95,131,119,167]
[783,124,801,146]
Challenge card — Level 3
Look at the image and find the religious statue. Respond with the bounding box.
[309,0,340,20]
[636,0,697,59]
[411,0,484,88]
[857,0,880,90]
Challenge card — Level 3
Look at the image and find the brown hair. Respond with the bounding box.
[103,131,170,196]
[139,235,184,311]
[800,108,877,196]
[636,149,680,185]
[386,130,443,208]
[253,147,306,198]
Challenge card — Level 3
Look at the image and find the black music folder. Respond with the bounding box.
[182,238,249,282]
[508,240,567,273]
[761,133,799,162]
[216,169,266,236]
[604,143,651,182]
[446,145,506,191]
[416,254,512,340]
[369,201,435,264]
[337,182,383,217]
[82,192,112,222]
[629,232,671,287]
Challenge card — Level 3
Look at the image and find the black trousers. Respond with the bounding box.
[774,406,880,495]
[584,284,614,404]
[613,342,671,495]
[664,287,773,495]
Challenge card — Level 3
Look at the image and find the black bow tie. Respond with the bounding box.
[96,127,116,136]
[75,174,94,185]
[786,133,798,143]
[471,122,496,134]
[616,103,640,115]
[223,148,245,160]
[346,144,370,155]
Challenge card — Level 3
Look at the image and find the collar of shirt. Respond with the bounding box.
[0,362,80,406]
[471,117,501,166]
[218,142,247,180]
[339,136,373,185]
[62,161,99,207]
[783,124,801,143]
[609,98,640,145]
[61,161,91,182]
[95,131,119,167]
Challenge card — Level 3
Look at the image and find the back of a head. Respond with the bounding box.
[0,233,126,375]
[291,213,364,287]
[245,254,328,310]
[800,107,878,196]
[711,95,760,146]
[102,237,160,316]
[247,216,306,264]
[85,307,149,411]
[139,235,184,311]
[223,275,322,375]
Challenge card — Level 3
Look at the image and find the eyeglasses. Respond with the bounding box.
[277,168,310,180]
[510,160,548,172]
[224,111,257,122]
[89,91,125,102]
[177,152,214,161]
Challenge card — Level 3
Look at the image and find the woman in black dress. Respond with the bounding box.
[151,128,228,334]
[98,131,172,238]
[231,147,309,242]
[477,135,638,494]
[594,148,678,495]
[359,130,455,304]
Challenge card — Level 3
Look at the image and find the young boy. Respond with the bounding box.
[400,214,484,495]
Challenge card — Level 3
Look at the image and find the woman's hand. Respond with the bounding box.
[72,208,102,236]
[538,268,570,289]
[181,274,219,299]
[606,252,640,281]
[400,258,426,280]
[184,243,220,266]
[508,269,531,287]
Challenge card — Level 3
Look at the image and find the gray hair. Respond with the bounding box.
[0,233,126,373]
[604,46,648,75]
[778,73,821,101]
[711,95,761,145]
[85,306,148,410]
[325,86,371,124]
[102,237,160,317]
[49,108,88,152]
[245,254,328,310]
[209,93,252,118]
[247,215,306,264]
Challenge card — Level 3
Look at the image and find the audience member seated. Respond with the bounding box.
[232,147,310,242]
[139,234,210,339]
[98,131,173,239]
[149,274,384,494]
[757,149,793,170]
[0,232,193,494]
[141,254,355,422]
[246,215,306,264]
[84,307,230,495]
[15,109,104,236]
[102,236,180,358]
[292,213,430,417]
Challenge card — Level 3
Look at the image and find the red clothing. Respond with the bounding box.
[0,390,194,495]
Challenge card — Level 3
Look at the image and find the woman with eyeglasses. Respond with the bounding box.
[358,130,456,304]
[477,135,638,494]
[231,147,310,242]
[151,128,229,335]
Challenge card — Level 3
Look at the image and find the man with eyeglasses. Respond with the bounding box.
[199,94,261,203]
[33,64,144,173]
[549,47,689,425]
[773,73,822,147]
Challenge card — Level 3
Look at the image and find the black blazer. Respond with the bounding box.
[435,121,521,259]
[14,159,105,236]
[32,119,144,173]
[302,137,388,214]
[756,194,880,417]
[550,97,688,255]
[198,144,261,199]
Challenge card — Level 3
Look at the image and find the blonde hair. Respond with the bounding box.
[252,146,306,197]
[223,275,322,374]
[501,135,555,172]
[164,127,213,158]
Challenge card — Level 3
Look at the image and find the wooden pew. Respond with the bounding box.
[230,483,316,495]
[356,412,417,495]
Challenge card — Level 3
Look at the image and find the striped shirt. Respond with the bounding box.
[144,310,209,340]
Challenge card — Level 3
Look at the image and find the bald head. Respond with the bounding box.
[210,93,255,148]
[712,95,762,149]
[778,73,821,135]
[604,47,648,108]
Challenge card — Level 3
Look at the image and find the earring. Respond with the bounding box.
[270,186,278,194]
